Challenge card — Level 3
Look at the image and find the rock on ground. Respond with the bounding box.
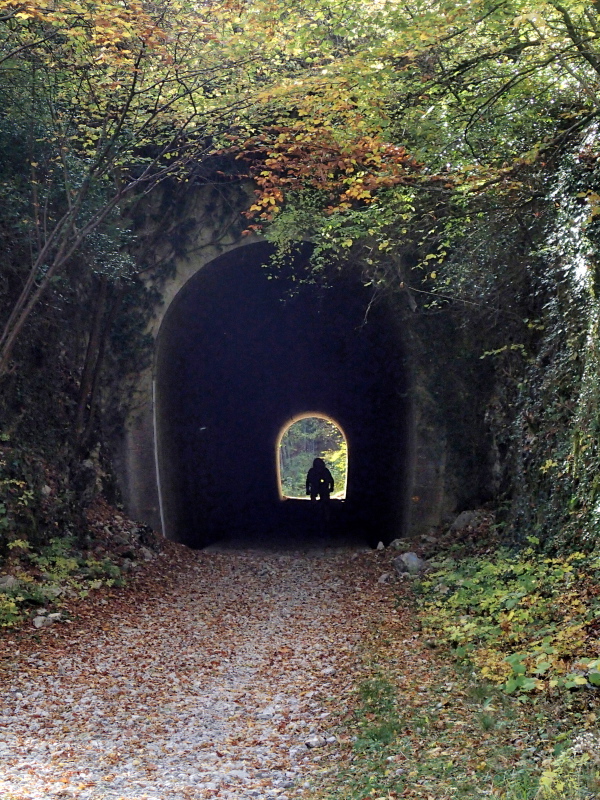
[393,552,427,575]
[0,575,19,590]
[449,510,486,532]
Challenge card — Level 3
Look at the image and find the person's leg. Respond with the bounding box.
[319,490,331,523]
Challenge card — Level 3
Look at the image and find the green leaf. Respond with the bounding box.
[564,674,588,688]
[505,654,527,675]
[518,677,539,693]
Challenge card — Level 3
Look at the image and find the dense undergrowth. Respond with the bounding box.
[418,543,600,695]
[0,493,159,629]
[311,541,600,800]
[0,535,122,628]
[320,669,600,799]
[0,437,124,627]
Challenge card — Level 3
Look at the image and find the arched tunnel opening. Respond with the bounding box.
[278,414,348,500]
[155,242,412,548]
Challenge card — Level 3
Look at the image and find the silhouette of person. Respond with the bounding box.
[306,457,334,502]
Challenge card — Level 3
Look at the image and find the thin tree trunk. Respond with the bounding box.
[79,283,125,450]
[0,256,62,377]
[75,275,109,440]
[0,185,114,379]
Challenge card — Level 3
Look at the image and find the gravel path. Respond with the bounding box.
[0,547,391,800]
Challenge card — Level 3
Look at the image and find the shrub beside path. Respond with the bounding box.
[0,544,414,800]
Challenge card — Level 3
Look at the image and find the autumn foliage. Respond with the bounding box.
[236,124,423,225]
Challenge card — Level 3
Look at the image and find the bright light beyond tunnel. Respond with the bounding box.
[278,415,348,500]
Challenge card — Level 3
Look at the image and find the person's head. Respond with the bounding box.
[313,457,325,469]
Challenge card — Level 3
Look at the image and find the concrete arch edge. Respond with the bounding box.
[115,186,262,534]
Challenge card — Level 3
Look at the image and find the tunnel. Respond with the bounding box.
[155,241,412,548]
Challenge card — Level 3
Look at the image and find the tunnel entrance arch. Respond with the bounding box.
[154,241,411,548]
[277,413,348,500]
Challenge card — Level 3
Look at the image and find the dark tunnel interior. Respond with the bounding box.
[155,242,412,548]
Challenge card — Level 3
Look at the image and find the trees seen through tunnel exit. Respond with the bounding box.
[279,418,347,499]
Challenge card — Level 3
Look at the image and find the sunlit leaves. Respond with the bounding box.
[419,546,600,696]
[221,0,600,290]
[237,123,423,224]
[0,0,328,374]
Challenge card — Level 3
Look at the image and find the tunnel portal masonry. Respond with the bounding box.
[117,183,494,548]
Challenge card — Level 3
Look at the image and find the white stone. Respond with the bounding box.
[289,745,307,759]
[227,769,248,780]
[393,552,427,575]
[305,735,327,748]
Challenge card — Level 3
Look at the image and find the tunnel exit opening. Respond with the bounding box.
[277,413,348,500]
